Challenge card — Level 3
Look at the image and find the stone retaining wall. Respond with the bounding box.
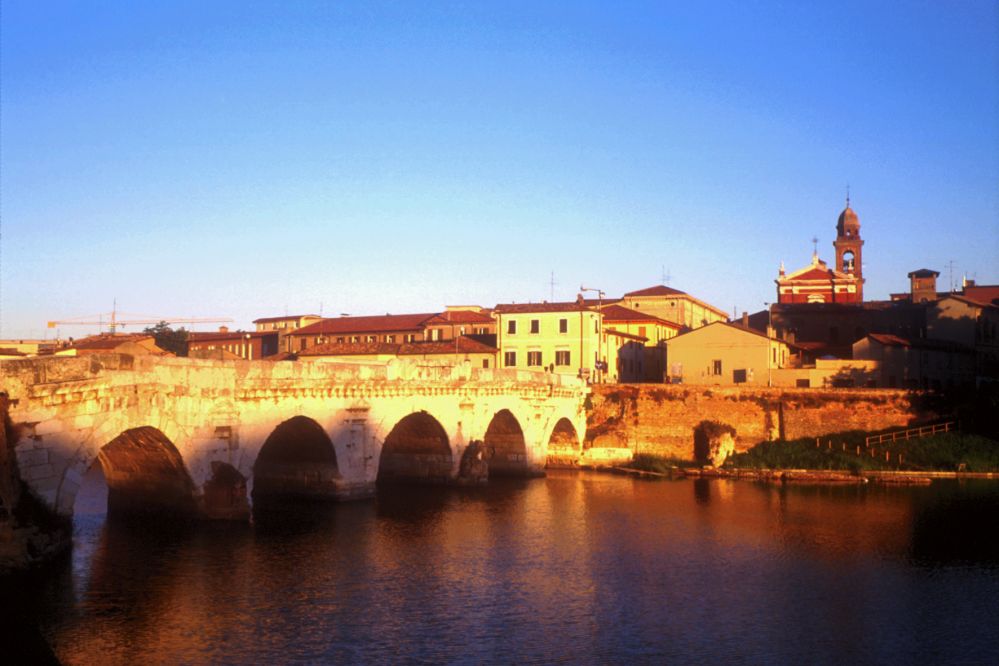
[586,385,940,461]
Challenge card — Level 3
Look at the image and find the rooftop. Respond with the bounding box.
[295,312,440,336]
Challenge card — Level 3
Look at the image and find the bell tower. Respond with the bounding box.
[833,194,864,301]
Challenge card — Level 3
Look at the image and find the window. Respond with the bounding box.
[712,359,722,375]
[299,338,307,351]
[504,351,517,367]
[527,351,542,366]
[431,329,441,341]
[530,319,540,334]
[638,326,646,338]
[594,319,599,333]
[385,335,395,343]
[336,337,345,343]
[559,318,568,333]
[555,350,571,366]
[405,334,416,343]
[367,335,377,342]
[482,359,490,368]
[508,320,517,334]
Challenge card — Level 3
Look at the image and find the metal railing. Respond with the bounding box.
[865,421,956,447]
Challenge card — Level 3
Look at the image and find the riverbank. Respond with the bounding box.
[605,431,999,484]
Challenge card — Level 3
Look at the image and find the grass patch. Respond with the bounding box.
[627,453,699,473]
[726,432,999,472]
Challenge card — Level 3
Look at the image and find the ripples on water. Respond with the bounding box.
[10,473,999,664]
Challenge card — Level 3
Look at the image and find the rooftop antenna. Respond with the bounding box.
[662,266,672,286]
[319,301,324,317]
[946,259,956,292]
[549,271,558,302]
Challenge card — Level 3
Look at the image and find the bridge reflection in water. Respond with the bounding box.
[31,472,999,663]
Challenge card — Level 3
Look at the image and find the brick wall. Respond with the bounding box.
[586,385,938,461]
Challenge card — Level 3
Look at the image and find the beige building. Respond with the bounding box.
[772,358,880,388]
[53,334,173,357]
[253,314,323,353]
[600,304,682,382]
[604,328,647,383]
[853,334,975,390]
[621,285,728,330]
[493,302,605,381]
[666,322,790,386]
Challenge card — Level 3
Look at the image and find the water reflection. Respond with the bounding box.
[13,473,999,664]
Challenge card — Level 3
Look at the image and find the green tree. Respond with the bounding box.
[143,321,189,356]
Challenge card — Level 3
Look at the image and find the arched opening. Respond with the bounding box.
[842,250,856,273]
[97,427,197,518]
[547,417,580,458]
[203,462,249,520]
[377,412,453,485]
[253,416,340,504]
[483,409,528,477]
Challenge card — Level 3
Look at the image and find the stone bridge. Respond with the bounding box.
[0,355,587,521]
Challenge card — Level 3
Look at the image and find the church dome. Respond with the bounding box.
[837,205,860,236]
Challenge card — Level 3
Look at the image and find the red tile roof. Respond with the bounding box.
[958,286,999,307]
[494,302,594,314]
[623,285,687,297]
[866,333,973,352]
[295,313,439,336]
[605,328,648,342]
[252,314,320,324]
[426,310,495,325]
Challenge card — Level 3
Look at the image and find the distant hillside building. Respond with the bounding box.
[620,285,727,330]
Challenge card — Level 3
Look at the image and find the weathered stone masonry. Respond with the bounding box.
[1,355,587,521]
[586,384,939,460]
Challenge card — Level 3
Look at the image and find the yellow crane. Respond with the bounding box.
[47,304,233,334]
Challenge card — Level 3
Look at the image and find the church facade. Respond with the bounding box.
[776,203,865,304]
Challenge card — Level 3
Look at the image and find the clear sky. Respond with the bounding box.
[2,1,997,339]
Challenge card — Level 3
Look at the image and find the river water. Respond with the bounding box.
[13,471,999,664]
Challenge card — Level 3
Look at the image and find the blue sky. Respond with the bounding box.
[2,1,997,338]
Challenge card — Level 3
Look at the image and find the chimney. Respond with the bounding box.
[219,325,229,334]
[741,311,749,328]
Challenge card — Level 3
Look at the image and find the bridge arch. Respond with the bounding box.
[546,417,581,453]
[483,409,529,477]
[252,416,340,504]
[95,426,198,518]
[377,411,453,484]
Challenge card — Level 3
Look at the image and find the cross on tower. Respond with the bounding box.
[811,236,819,256]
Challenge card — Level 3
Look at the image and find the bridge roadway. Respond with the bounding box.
[0,354,587,521]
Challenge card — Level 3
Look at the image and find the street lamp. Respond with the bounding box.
[580,286,605,383]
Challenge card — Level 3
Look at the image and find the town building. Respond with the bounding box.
[288,313,440,352]
[665,321,790,386]
[423,307,496,340]
[253,314,323,353]
[52,333,174,357]
[286,307,495,353]
[493,302,605,381]
[853,334,975,390]
[187,328,280,360]
[620,285,728,330]
[599,304,682,381]
[297,336,498,369]
[776,202,864,304]
[603,328,648,383]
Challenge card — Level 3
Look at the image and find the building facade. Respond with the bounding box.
[493,302,604,381]
[666,322,790,386]
[599,304,682,381]
[620,285,728,330]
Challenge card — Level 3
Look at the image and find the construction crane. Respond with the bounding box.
[47,302,233,334]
